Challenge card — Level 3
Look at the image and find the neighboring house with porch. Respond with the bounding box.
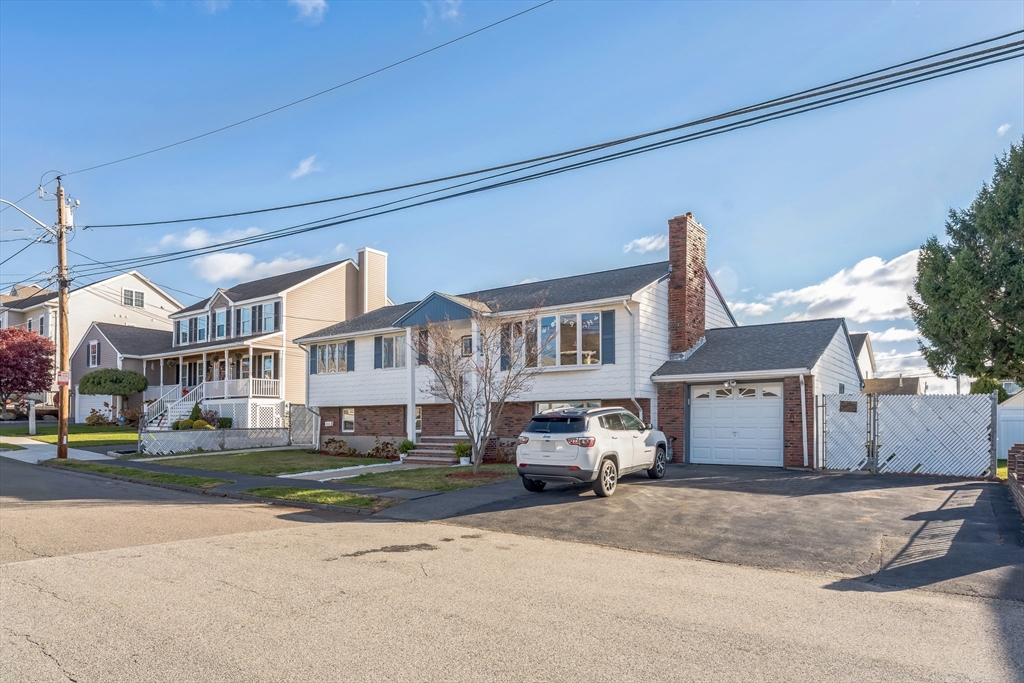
[849,332,875,380]
[298,212,863,469]
[0,272,182,404]
[132,249,390,429]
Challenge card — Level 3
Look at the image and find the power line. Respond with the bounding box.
[67,40,1023,279]
[83,30,1024,230]
[0,238,44,267]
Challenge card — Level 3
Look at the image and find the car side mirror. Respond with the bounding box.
[644,422,653,431]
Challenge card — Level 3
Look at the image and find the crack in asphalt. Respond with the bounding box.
[0,531,49,560]
[7,577,70,604]
[3,627,78,682]
[215,579,271,599]
[325,543,438,560]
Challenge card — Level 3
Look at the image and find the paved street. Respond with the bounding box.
[2,458,1023,682]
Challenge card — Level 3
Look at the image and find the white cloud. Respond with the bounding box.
[422,0,461,26]
[515,277,539,285]
[156,226,262,251]
[290,155,323,180]
[190,253,318,284]
[623,234,669,254]
[768,250,919,323]
[997,123,1012,137]
[869,327,919,343]
[197,0,230,14]
[288,0,327,24]
[331,243,346,257]
[729,301,773,316]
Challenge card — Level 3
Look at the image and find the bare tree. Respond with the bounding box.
[422,305,544,474]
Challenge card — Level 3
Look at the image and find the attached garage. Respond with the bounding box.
[75,388,114,424]
[689,383,783,466]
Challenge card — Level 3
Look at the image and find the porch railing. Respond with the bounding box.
[141,384,184,431]
[203,378,281,399]
[166,383,205,424]
[251,378,281,398]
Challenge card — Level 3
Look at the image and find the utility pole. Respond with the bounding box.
[55,179,71,459]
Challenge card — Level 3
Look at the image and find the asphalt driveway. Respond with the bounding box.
[445,465,1024,601]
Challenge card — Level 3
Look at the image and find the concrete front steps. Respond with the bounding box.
[402,435,465,465]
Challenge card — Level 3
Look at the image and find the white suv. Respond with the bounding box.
[516,408,669,497]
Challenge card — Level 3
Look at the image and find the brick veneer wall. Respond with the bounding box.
[420,404,454,437]
[657,377,816,468]
[656,383,687,462]
[1008,443,1024,518]
[783,375,815,469]
[667,213,707,355]
[319,405,406,438]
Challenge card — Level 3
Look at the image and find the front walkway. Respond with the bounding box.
[0,435,115,465]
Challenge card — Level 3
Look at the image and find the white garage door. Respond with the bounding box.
[690,383,784,466]
[75,389,113,424]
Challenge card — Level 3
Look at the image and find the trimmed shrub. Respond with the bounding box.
[200,409,220,424]
[216,417,233,429]
[398,439,415,455]
[188,402,203,421]
[178,419,194,430]
[192,419,210,429]
[171,420,181,431]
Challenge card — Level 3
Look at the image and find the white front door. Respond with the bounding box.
[454,407,467,436]
[690,383,784,466]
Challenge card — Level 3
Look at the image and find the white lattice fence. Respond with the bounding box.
[249,402,285,429]
[824,394,870,471]
[288,404,316,447]
[875,395,993,477]
[139,428,290,455]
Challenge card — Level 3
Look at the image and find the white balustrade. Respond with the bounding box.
[251,378,281,398]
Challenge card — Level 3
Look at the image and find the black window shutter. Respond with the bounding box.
[500,323,511,371]
[273,352,280,380]
[226,309,232,337]
[374,336,383,369]
[96,342,101,366]
[235,309,241,336]
[252,306,261,333]
[346,340,355,371]
[188,318,195,343]
[308,346,318,375]
[174,321,180,347]
[273,301,281,331]
[601,310,615,364]
[418,329,429,365]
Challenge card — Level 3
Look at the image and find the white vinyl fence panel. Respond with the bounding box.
[997,406,1024,462]
[139,428,290,456]
[823,394,870,471]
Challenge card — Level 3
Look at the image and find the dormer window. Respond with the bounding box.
[215,310,226,338]
[197,316,207,342]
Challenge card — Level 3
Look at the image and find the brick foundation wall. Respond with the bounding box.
[656,383,687,462]
[492,402,535,439]
[783,375,815,469]
[319,405,406,438]
[667,213,707,355]
[1008,444,1024,519]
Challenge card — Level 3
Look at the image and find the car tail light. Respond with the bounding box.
[517,436,529,445]
[566,437,596,447]
[568,466,581,471]
[518,462,528,467]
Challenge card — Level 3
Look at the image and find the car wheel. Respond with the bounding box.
[647,447,668,479]
[593,458,617,497]
[522,477,546,492]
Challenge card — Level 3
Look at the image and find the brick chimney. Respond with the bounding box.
[667,212,707,355]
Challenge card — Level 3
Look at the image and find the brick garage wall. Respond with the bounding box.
[420,404,454,437]
[492,402,534,439]
[657,383,687,462]
[1007,444,1024,518]
[319,405,406,438]
[783,375,815,469]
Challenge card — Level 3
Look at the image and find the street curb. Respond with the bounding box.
[39,462,380,516]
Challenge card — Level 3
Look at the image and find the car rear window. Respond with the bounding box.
[526,417,586,434]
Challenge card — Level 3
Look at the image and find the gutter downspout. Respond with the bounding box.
[623,300,643,421]
[799,373,808,468]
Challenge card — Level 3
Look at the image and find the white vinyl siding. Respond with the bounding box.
[704,275,736,330]
[811,328,862,395]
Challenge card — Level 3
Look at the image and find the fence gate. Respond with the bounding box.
[824,394,871,471]
[289,404,317,447]
[824,393,996,477]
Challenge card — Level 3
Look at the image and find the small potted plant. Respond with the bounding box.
[454,442,472,466]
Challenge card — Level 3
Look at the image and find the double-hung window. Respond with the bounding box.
[415,406,422,434]
[197,316,207,342]
[87,341,99,367]
[318,345,328,374]
[178,322,188,344]
[381,334,406,369]
[239,308,251,336]
[122,289,144,307]
[262,305,274,333]
[215,311,226,338]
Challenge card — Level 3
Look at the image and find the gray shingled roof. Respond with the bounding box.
[849,332,868,356]
[177,260,347,315]
[653,318,847,377]
[94,323,174,357]
[1,288,58,310]
[297,261,671,342]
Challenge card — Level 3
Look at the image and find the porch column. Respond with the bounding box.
[178,356,183,390]
[406,328,416,442]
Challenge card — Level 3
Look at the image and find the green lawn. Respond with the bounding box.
[244,486,399,510]
[0,424,139,447]
[165,450,389,477]
[998,459,1007,480]
[0,441,26,451]
[343,463,517,492]
[47,459,231,489]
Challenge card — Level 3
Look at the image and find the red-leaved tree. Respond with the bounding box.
[0,327,55,412]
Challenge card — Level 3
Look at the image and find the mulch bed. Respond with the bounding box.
[446,471,507,480]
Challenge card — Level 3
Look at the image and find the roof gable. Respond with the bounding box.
[175,260,349,315]
[394,292,491,327]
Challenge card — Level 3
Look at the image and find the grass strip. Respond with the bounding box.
[47,459,231,489]
[166,450,388,476]
[343,463,517,492]
[0,441,27,451]
[243,486,399,511]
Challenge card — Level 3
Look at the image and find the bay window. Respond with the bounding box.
[513,312,602,369]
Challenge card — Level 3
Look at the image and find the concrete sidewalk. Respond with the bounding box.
[0,435,114,464]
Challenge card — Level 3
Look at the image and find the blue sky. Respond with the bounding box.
[1,0,1021,391]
